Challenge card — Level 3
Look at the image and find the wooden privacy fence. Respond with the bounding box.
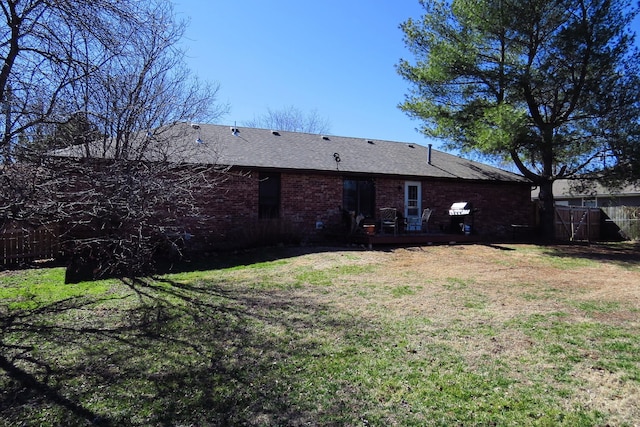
[0,224,60,266]
[554,206,601,242]
[601,206,640,240]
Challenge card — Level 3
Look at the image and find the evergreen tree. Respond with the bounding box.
[398,0,640,238]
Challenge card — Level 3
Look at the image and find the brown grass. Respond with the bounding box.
[269,242,640,424]
[3,241,639,425]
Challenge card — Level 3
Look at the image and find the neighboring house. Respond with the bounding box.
[530,179,640,242]
[532,179,640,207]
[52,123,533,249]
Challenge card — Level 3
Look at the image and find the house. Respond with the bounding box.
[52,123,533,249]
[533,179,640,207]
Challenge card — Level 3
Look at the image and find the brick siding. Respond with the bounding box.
[421,180,533,236]
[185,169,533,250]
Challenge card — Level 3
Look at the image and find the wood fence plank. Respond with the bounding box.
[0,224,60,265]
[554,206,600,242]
[601,206,640,240]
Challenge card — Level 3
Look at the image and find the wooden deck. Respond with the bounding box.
[350,231,480,248]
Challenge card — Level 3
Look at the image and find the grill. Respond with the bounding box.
[448,202,473,216]
[448,202,474,234]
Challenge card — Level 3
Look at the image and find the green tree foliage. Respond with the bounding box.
[398,0,640,237]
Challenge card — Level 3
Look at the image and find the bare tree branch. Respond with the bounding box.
[1,0,229,279]
[244,105,331,134]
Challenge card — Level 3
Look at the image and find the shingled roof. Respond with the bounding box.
[51,122,529,183]
[532,179,640,199]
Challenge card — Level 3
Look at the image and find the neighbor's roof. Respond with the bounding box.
[537,179,640,199]
[51,123,529,183]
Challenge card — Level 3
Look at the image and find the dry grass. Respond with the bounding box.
[1,242,639,426]
[262,242,640,424]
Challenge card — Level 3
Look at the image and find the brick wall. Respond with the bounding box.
[184,170,345,249]
[281,173,343,232]
[375,178,532,237]
[183,171,258,248]
[420,180,533,236]
[186,169,533,249]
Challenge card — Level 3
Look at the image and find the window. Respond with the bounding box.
[343,178,375,217]
[259,173,280,219]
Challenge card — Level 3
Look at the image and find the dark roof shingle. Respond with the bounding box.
[52,123,529,182]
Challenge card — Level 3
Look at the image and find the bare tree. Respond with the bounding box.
[51,2,228,280]
[0,0,229,278]
[0,0,150,162]
[54,2,226,155]
[244,105,331,134]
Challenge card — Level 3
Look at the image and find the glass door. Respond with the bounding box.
[404,181,421,231]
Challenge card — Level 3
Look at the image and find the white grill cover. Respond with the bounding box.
[449,202,472,216]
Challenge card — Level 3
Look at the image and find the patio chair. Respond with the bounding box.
[421,208,433,232]
[405,216,421,232]
[379,207,398,235]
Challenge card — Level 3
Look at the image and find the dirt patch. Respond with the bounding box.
[279,242,640,310]
[574,368,640,424]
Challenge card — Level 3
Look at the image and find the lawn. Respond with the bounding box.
[1,243,639,426]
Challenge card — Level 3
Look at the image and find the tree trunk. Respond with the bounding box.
[537,179,555,241]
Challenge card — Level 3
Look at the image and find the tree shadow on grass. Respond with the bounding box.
[0,297,113,425]
[156,244,369,275]
[540,241,640,269]
[1,271,378,425]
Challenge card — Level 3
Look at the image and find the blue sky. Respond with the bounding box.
[174,0,431,145]
[174,1,640,150]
